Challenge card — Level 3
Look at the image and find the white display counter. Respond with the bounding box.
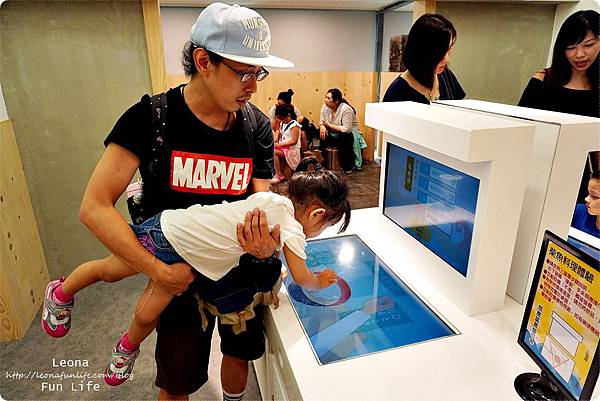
[365,102,535,316]
[254,208,541,401]
[435,100,600,305]
[252,101,598,401]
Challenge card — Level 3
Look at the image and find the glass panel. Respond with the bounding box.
[383,143,480,277]
[283,235,456,365]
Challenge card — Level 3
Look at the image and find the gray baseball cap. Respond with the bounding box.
[191,3,294,68]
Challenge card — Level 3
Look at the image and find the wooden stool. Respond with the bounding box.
[325,147,341,171]
[302,149,323,164]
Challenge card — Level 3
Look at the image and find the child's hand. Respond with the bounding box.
[317,269,337,289]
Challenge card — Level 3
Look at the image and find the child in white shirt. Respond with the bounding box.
[272,103,302,183]
[42,164,350,386]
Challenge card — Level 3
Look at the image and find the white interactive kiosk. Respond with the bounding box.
[253,102,555,401]
[366,101,535,316]
[435,100,600,303]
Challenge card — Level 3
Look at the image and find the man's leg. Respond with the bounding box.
[221,355,248,397]
[155,290,215,400]
[338,131,355,172]
[158,389,188,400]
[217,305,266,401]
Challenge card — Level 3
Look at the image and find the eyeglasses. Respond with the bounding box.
[221,59,269,82]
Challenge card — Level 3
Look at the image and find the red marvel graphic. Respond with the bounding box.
[170,151,253,195]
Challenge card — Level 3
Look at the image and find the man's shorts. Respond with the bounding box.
[154,278,267,396]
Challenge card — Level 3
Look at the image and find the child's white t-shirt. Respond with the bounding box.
[160,192,306,281]
[278,120,301,149]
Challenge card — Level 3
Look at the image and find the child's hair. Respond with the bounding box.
[591,170,600,180]
[277,89,294,104]
[275,103,297,120]
[288,160,351,233]
[296,156,322,172]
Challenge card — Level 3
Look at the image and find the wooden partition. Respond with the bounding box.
[168,71,378,161]
[142,0,167,94]
[1,119,50,341]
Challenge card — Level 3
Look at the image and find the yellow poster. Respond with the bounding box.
[524,240,600,399]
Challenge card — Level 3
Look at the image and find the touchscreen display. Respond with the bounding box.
[283,235,456,365]
[383,143,480,276]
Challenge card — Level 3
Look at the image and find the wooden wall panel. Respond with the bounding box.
[379,71,400,99]
[0,119,50,341]
[142,0,167,94]
[167,71,378,161]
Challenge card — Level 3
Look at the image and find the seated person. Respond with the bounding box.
[572,170,600,237]
[268,89,303,133]
[299,117,320,153]
[318,88,358,174]
[272,104,301,184]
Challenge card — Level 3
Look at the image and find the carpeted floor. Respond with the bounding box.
[0,161,381,401]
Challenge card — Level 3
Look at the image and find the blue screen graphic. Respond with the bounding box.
[383,144,480,276]
[283,235,455,365]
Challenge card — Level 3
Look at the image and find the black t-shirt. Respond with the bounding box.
[438,68,466,101]
[382,75,430,104]
[518,77,599,118]
[105,85,275,217]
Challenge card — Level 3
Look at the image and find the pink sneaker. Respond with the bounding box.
[104,338,140,386]
[41,278,74,338]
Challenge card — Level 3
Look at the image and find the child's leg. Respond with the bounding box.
[126,279,174,345]
[104,279,174,386]
[273,150,284,177]
[42,255,138,338]
[61,254,138,296]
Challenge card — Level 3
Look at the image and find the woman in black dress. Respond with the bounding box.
[518,10,599,118]
[383,14,456,104]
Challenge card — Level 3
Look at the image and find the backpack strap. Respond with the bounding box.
[147,92,167,177]
[193,275,283,335]
[240,102,258,154]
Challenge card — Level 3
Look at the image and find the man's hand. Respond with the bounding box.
[236,208,281,259]
[153,261,195,295]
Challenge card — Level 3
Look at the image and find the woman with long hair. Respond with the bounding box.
[518,10,599,117]
[383,14,456,104]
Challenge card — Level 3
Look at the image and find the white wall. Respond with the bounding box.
[382,11,413,72]
[547,0,600,66]
[160,7,376,74]
[160,7,199,76]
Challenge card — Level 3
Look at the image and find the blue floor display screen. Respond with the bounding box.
[383,143,480,276]
[283,235,456,365]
